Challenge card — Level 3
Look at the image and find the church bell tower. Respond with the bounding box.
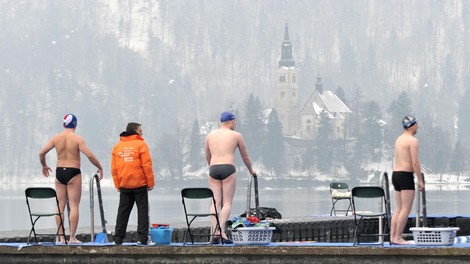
[275,23,299,136]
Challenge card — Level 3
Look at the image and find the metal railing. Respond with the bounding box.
[89,173,109,243]
[378,171,392,243]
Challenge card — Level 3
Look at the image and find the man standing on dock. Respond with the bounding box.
[390,115,424,245]
[205,111,256,244]
[39,114,103,243]
[111,122,155,245]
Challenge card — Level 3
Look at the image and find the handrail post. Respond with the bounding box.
[245,176,252,217]
[379,172,384,243]
[94,174,108,234]
[89,174,95,242]
[415,174,420,227]
[90,174,108,243]
[379,171,391,243]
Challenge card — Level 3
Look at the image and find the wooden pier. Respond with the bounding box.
[1,216,470,263]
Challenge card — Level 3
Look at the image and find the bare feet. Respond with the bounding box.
[391,238,412,245]
[212,233,231,244]
[68,238,82,244]
[214,233,230,240]
[57,235,67,243]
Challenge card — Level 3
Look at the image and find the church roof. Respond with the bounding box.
[301,90,351,117]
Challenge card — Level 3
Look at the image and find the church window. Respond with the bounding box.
[279,75,286,82]
[280,91,285,97]
[292,75,296,83]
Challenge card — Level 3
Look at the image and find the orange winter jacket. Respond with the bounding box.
[111,132,155,190]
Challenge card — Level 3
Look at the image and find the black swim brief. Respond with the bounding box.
[392,171,415,191]
[209,164,236,180]
[56,167,81,185]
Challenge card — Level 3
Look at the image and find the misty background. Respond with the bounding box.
[1,0,470,185]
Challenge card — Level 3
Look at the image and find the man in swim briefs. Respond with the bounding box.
[390,115,424,245]
[39,114,103,243]
[205,111,256,244]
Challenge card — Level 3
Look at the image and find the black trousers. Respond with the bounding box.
[114,186,149,243]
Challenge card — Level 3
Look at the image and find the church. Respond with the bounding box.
[274,24,351,140]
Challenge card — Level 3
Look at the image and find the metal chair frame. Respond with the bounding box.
[181,187,223,245]
[25,187,67,245]
[351,186,389,246]
[329,182,352,216]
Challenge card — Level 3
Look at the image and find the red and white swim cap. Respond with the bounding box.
[63,114,78,128]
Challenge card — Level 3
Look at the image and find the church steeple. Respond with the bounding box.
[275,23,299,137]
[278,23,295,67]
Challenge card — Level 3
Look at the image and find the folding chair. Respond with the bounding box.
[329,182,352,216]
[181,188,223,245]
[351,186,389,246]
[25,187,67,245]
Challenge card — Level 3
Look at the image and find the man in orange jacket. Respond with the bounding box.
[111,122,155,245]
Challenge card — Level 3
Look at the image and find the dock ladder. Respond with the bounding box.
[89,173,109,243]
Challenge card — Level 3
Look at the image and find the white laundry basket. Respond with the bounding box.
[409,227,459,246]
[231,227,275,245]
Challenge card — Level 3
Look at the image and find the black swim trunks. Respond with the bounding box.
[392,171,415,191]
[209,164,236,180]
[56,167,81,185]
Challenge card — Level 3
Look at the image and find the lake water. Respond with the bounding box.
[1,178,469,233]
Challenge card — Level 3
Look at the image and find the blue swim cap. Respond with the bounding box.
[402,115,417,129]
[63,114,78,128]
[220,111,235,122]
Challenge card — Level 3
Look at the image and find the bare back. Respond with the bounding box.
[393,133,417,172]
[51,130,84,168]
[206,128,241,165]
[40,129,84,168]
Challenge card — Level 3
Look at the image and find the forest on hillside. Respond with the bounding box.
[1,1,470,182]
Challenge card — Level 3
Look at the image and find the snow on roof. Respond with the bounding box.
[301,89,351,118]
[312,102,323,115]
[318,90,351,113]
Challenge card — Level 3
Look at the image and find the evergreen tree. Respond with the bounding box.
[360,100,384,162]
[419,117,452,173]
[347,85,365,142]
[335,86,347,104]
[262,108,284,175]
[241,94,264,160]
[316,110,334,172]
[385,91,413,147]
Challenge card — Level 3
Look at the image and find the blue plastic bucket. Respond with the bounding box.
[150,227,174,244]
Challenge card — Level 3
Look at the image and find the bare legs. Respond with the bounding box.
[390,189,415,244]
[55,175,82,243]
[209,173,237,240]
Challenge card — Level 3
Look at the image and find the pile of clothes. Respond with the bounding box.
[230,216,271,229]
